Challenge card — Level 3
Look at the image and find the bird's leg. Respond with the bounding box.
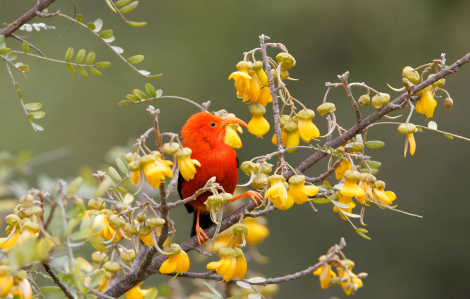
[195,208,209,245]
[231,190,264,206]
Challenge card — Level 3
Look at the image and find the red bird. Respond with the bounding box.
[178,112,263,244]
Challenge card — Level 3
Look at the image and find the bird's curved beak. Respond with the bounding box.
[220,116,249,129]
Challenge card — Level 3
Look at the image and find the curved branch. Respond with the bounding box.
[43,264,74,299]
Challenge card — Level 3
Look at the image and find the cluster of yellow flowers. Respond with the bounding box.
[265,174,319,211]
[313,255,366,296]
[0,268,32,299]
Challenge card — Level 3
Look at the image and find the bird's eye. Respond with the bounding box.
[210,122,216,127]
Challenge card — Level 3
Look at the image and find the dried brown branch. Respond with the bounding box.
[43,264,74,299]
[305,159,342,184]
[338,72,362,124]
[0,0,58,38]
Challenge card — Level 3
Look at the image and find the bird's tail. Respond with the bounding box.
[190,212,214,237]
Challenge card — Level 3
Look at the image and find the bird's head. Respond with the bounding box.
[181,112,248,146]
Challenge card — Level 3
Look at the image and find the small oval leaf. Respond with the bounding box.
[94,61,111,68]
[127,55,144,65]
[89,67,102,76]
[86,52,96,65]
[120,1,139,13]
[24,103,42,111]
[65,47,74,62]
[76,49,86,64]
[365,140,385,149]
[78,66,88,77]
[99,29,113,39]
[145,83,157,97]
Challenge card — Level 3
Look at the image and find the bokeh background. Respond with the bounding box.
[1,0,470,298]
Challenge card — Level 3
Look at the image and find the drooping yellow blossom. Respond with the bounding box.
[272,115,290,146]
[229,61,253,98]
[340,171,365,200]
[416,86,437,119]
[244,217,270,245]
[0,226,20,250]
[313,255,337,289]
[140,152,173,188]
[176,148,201,181]
[248,103,270,138]
[125,282,152,299]
[11,272,33,299]
[288,175,319,204]
[243,71,261,103]
[207,248,238,282]
[126,153,142,185]
[160,244,190,274]
[372,180,397,208]
[265,175,294,211]
[233,247,248,280]
[398,123,417,156]
[258,87,273,106]
[297,109,320,143]
[0,215,45,250]
[0,266,14,298]
[333,194,356,220]
[97,271,112,292]
[357,174,375,205]
[335,159,351,180]
[225,123,243,149]
[284,121,299,153]
[211,229,233,252]
[338,267,363,296]
[130,170,140,185]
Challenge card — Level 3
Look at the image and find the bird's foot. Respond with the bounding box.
[195,226,209,245]
[247,190,264,206]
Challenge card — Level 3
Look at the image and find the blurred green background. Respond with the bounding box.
[2,0,470,298]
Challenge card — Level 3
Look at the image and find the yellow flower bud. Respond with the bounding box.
[276,52,296,69]
[91,251,108,264]
[260,162,273,174]
[19,194,35,208]
[444,97,453,110]
[103,261,120,273]
[109,214,126,228]
[163,142,180,155]
[148,217,166,227]
[248,103,270,138]
[138,225,152,236]
[371,93,390,108]
[398,123,417,135]
[5,214,21,226]
[349,142,364,152]
[220,193,233,203]
[232,223,248,237]
[428,74,445,87]
[317,102,336,116]
[205,195,223,212]
[271,69,289,81]
[402,66,420,84]
[358,94,370,106]
[252,173,268,189]
[241,161,259,175]
[121,249,136,262]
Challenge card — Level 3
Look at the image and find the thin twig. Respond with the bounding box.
[43,264,74,299]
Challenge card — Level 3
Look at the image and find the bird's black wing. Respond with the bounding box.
[236,157,239,168]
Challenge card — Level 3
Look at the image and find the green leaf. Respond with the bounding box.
[444,133,453,139]
[116,0,132,6]
[145,83,157,97]
[143,288,158,299]
[323,180,332,188]
[148,74,163,79]
[67,64,76,74]
[128,21,147,27]
[0,35,4,44]
[428,121,437,130]
[365,140,385,149]
[236,281,252,289]
[76,14,84,22]
[203,282,222,298]
[68,176,84,194]
[86,52,96,65]
[76,49,86,64]
[78,66,88,78]
[116,158,129,175]
[94,176,113,197]
[118,100,135,106]
[6,52,17,61]
[120,1,139,13]
[41,286,62,293]
[0,48,11,55]
[417,127,423,132]
[29,111,46,119]
[126,94,140,101]
[108,166,122,181]
[99,29,113,39]
[87,23,96,30]
[18,64,29,72]
[89,67,102,76]
[200,293,220,299]
[65,47,74,62]
[127,55,144,65]
[90,270,106,287]
[32,123,44,131]
[22,40,29,53]
[360,168,378,175]
[94,61,111,68]
[355,229,371,240]
[133,89,148,100]
[24,103,42,111]
[227,295,245,299]
[363,160,381,169]
[310,197,330,204]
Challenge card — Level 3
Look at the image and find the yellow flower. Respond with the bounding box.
[313,256,336,289]
[229,61,253,97]
[243,72,261,103]
[357,174,375,205]
[333,194,356,220]
[141,153,173,189]
[91,213,125,242]
[130,170,140,185]
[160,244,190,274]
[297,109,320,143]
[265,175,294,211]
[398,123,417,157]
[248,104,270,138]
[0,268,13,298]
[258,87,273,106]
[14,277,33,299]
[340,171,365,199]
[372,180,396,208]
[335,159,351,180]
[126,153,142,186]
[284,122,299,153]
[225,123,243,149]
[97,271,112,292]
[416,86,437,119]
[211,229,234,252]
[338,267,363,296]
[244,217,269,245]
[233,248,248,280]
[288,175,319,204]
[125,282,152,299]
[0,227,20,250]
[207,248,238,282]
[272,115,290,147]
[176,148,201,181]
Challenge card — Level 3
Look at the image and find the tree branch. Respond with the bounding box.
[0,0,58,38]
[305,159,342,184]
[338,72,362,124]
[43,264,74,299]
